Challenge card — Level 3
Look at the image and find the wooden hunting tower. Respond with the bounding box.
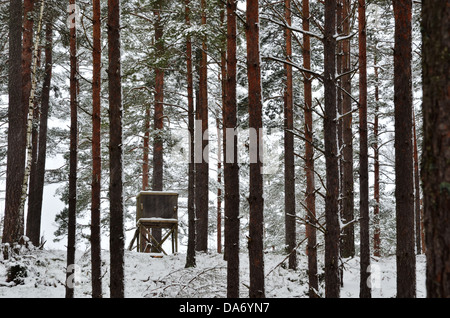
[128,191,179,254]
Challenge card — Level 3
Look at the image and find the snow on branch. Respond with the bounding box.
[263,56,323,81]
[335,32,357,42]
[261,15,324,41]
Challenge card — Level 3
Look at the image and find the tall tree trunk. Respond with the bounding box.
[216,116,222,254]
[108,0,125,298]
[373,52,381,258]
[26,16,53,247]
[27,93,40,246]
[324,0,340,298]
[21,0,45,238]
[151,2,164,251]
[224,0,239,298]
[152,4,164,192]
[246,0,265,298]
[421,0,450,298]
[66,0,78,299]
[142,103,150,190]
[412,110,421,254]
[336,1,343,246]
[184,0,196,269]
[341,0,355,259]
[358,0,371,299]
[195,0,209,252]
[284,0,296,271]
[217,3,226,256]
[17,0,36,239]
[91,0,103,298]
[3,0,24,245]
[302,0,318,298]
[393,0,415,298]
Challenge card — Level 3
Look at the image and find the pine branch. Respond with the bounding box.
[263,56,323,80]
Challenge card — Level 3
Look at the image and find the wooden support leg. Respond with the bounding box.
[128,228,139,251]
[175,226,178,253]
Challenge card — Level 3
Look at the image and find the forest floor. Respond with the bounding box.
[0,247,426,298]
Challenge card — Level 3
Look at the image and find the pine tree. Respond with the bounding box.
[359,0,371,299]
[284,0,296,271]
[108,0,125,298]
[184,0,196,269]
[91,0,102,298]
[195,0,210,253]
[302,0,318,298]
[66,0,78,299]
[152,0,164,193]
[421,0,450,298]
[151,0,165,250]
[26,12,54,248]
[393,0,415,298]
[340,0,355,259]
[324,0,340,298]
[246,0,265,299]
[224,0,240,298]
[373,50,381,258]
[3,0,25,245]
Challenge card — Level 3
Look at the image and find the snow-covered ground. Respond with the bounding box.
[0,247,426,298]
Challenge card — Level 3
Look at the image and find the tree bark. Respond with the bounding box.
[184,0,196,269]
[336,1,343,246]
[152,3,164,192]
[358,0,371,299]
[151,2,164,251]
[217,3,226,256]
[302,0,318,298]
[27,95,40,246]
[195,0,209,252]
[421,0,450,298]
[17,0,36,239]
[143,103,150,191]
[341,0,355,259]
[108,0,125,298]
[21,0,45,237]
[373,52,381,258]
[412,110,421,254]
[216,116,222,254]
[393,0,415,298]
[246,0,265,298]
[324,0,340,298]
[91,0,103,298]
[26,16,53,248]
[284,0,296,271]
[3,0,24,244]
[224,0,240,298]
[66,0,78,299]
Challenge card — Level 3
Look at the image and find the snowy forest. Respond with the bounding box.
[0,0,449,300]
